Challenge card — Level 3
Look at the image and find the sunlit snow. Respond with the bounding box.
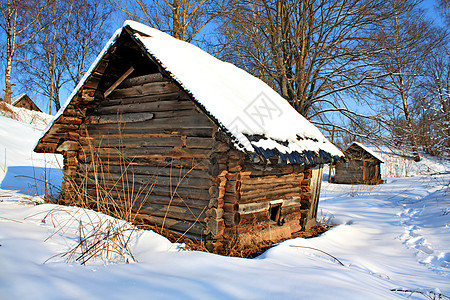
[1,104,449,299]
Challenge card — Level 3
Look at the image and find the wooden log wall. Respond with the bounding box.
[222,168,312,238]
[57,71,216,239]
[209,131,315,245]
[334,160,381,184]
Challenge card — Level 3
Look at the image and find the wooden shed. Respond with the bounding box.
[34,21,343,250]
[334,142,383,185]
[12,94,42,112]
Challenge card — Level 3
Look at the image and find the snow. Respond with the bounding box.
[1,110,449,299]
[37,21,342,160]
[131,21,341,157]
[0,106,61,196]
[0,102,52,129]
[352,144,450,178]
[11,94,26,105]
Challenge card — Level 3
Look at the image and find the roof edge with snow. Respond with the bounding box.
[35,21,344,166]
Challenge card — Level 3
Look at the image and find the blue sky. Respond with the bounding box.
[0,0,446,115]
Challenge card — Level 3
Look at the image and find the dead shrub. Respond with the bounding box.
[390,289,450,300]
[57,126,207,259]
[63,129,153,224]
[41,207,138,265]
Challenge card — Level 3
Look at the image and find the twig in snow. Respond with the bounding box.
[390,288,450,300]
[0,216,23,223]
[289,245,345,266]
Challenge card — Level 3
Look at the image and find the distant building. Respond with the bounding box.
[334,142,383,185]
[12,94,42,112]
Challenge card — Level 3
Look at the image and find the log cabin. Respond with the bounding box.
[12,94,42,112]
[34,21,343,250]
[334,142,383,185]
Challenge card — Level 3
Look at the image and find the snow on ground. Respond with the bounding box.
[0,102,52,129]
[362,144,450,178]
[0,114,62,197]
[1,114,449,299]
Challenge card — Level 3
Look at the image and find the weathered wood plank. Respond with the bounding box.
[239,173,305,185]
[119,73,166,88]
[95,99,194,114]
[83,182,211,200]
[80,173,212,190]
[80,156,210,170]
[58,116,83,124]
[101,92,189,107]
[85,112,154,124]
[185,137,214,149]
[82,125,214,137]
[104,66,135,98]
[135,213,206,236]
[238,210,268,225]
[109,81,180,98]
[239,187,302,203]
[79,136,184,148]
[244,164,306,176]
[79,135,214,150]
[240,183,299,193]
[77,146,212,160]
[77,186,209,210]
[78,163,211,179]
[138,203,207,223]
[81,114,214,131]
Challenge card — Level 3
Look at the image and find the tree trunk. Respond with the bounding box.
[49,55,54,115]
[399,78,421,161]
[172,0,181,40]
[5,55,13,104]
[5,35,13,104]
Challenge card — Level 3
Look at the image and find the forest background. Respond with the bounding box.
[0,0,449,160]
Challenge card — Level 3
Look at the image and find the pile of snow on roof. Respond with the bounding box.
[129,21,342,160]
[40,21,342,163]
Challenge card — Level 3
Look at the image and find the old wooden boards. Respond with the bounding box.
[74,71,217,238]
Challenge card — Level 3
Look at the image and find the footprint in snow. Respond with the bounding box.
[423,252,450,269]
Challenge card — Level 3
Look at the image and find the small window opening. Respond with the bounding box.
[269,203,284,225]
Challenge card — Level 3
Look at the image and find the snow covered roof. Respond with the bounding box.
[36,21,343,164]
[347,142,384,163]
[130,21,342,162]
[11,94,42,112]
[11,94,27,105]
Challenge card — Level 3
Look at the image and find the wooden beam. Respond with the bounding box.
[85,112,154,124]
[104,66,135,98]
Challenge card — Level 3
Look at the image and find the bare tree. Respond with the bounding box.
[18,0,69,114]
[415,43,449,155]
[218,0,389,125]
[110,0,230,44]
[0,0,49,103]
[63,0,111,86]
[437,0,450,25]
[18,0,111,114]
[366,0,446,161]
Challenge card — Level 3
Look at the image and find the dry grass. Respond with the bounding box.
[292,224,329,239]
[390,289,450,300]
[63,131,153,224]
[40,207,138,265]
[56,127,208,261]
